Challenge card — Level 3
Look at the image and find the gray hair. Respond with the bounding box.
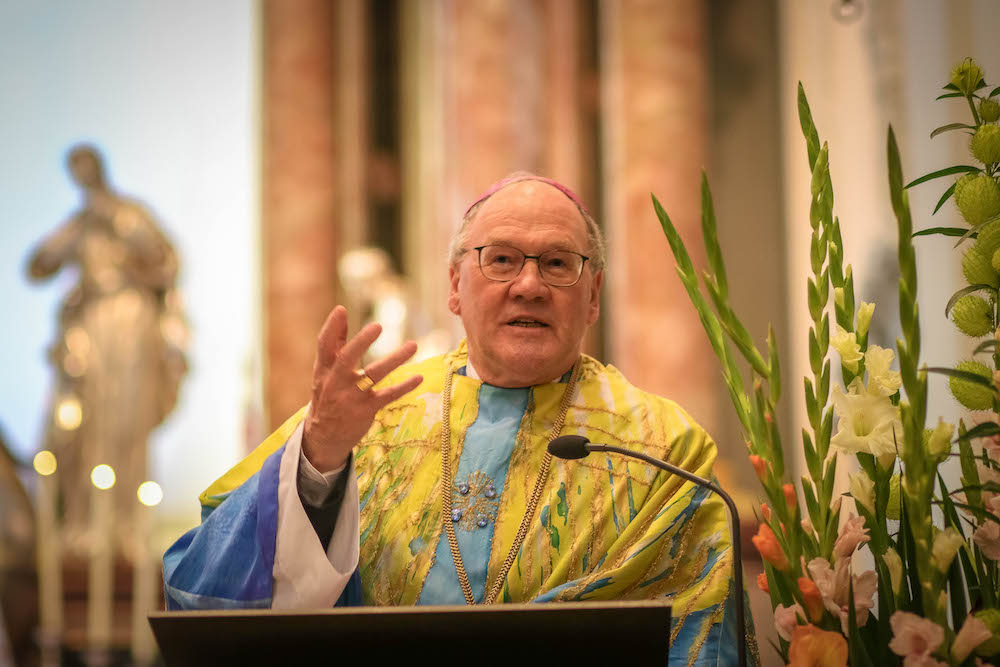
[447,172,606,273]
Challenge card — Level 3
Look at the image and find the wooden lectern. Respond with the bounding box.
[150,601,671,665]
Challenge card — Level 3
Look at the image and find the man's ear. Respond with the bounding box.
[448,265,461,316]
[586,270,603,326]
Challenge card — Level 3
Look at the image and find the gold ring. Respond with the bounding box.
[355,370,375,392]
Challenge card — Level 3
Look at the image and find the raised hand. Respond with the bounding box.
[302,305,423,472]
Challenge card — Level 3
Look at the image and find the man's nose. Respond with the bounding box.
[509,258,548,298]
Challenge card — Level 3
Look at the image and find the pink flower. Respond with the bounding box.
[888,611,945,661]
[975,520,1000,561]
[833,513,870,561]
[953,615,993,663]
[775,603,806,642]
[971,412,1000,461]
[807,557,876,633]
[902,655,949,667]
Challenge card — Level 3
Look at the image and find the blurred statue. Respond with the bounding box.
[26,144,188,558]
[338,247,452,364]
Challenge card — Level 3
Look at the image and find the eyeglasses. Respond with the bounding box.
[471,244,590,287]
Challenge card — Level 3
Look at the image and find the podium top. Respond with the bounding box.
[150,600,672,666]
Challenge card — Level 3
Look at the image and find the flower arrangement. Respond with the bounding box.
[653,59,1000,666]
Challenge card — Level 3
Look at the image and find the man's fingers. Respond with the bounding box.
[364,341,418,384]
[371,374,423,408]
[315,306,348,368]
[337,321,383,371]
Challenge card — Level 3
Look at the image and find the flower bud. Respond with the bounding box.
[952,58,984,97]
[957,174,1000,227]
[849,471,875,515]
[926,418,955,462]
[757,571,769,593]
[950,360,996,411]
[749,455,768,482]
[932,527,965,572]
[981,98,1000,123]
[783,484,798,512]
[801,518,814,534]
[883,548,903,594]
[886,473,902,521]
[972,125,1000,166]
[752,522,789,571]
[975,608,1000,656]
[797,577,824,622]
[856,302,875,337]
[831,325,863,373]
[834,287,845,309]
[761,503,772,521]
[952,294,994,337]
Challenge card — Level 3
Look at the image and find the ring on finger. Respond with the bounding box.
[355,369,375,392]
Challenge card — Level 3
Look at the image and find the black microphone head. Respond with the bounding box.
[548,435,591,460]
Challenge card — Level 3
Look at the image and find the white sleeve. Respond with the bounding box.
[271,421,361,609]
[298,444,347,507]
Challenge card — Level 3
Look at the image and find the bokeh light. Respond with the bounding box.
[137,481,163,507]
[33,450,57,476]
[91,464,116,490]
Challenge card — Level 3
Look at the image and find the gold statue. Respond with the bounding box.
[27,145,187,558]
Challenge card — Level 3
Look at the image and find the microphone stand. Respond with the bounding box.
[583,443,747,667]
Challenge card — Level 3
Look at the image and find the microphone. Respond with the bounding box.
[548,434,747,667]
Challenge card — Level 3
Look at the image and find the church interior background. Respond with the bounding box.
[0,0,998,664]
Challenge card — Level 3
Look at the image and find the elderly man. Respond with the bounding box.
[164,174,742,665]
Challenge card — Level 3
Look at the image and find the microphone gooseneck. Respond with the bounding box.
[548,435,747,667]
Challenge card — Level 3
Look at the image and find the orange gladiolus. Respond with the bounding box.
[757,572,769,594]
[797,577,823,622]
[784,484,798,512]
[761,503,772,521]
[788,625,848,667]
[752,522,789,571]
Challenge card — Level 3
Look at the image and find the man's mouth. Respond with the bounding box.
[507,319,549,328]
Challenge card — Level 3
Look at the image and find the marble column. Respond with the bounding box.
[601,0,717,428]
[262,0,341,427]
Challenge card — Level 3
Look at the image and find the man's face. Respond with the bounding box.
[448,181,602,387]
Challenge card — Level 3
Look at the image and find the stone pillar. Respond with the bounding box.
[261,0,340,428]
[601,0,717,428]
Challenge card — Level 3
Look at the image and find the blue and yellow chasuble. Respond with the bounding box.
[164,343,749,666]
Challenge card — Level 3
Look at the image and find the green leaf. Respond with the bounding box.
[943,82,960,91]
[955,422,1000,442]
[767,325,781,404]
[924,366,998,391]
[904,165,980,189]
[930,122,977,138]
[936,500,1000,527]
[953,216,999,248]
[797,83,821,170]
[846,576,876,667]
[932,182,958,215]
[699,173,728,301]
[936,92,965,100]
[990,86,1000,98]
[913,226,970,238]
[975,340,999,356]
[945,284,996,317]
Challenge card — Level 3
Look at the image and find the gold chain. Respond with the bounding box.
[440,359,583,605]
